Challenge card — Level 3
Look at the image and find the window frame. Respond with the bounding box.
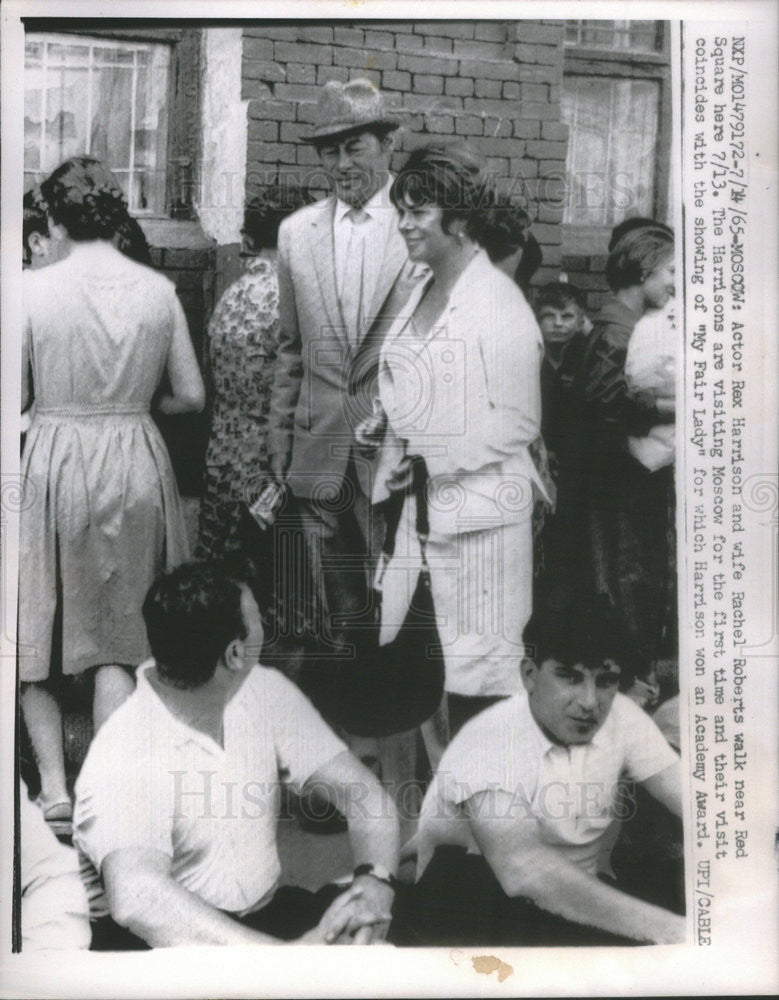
[22,21,202,221]
[562,21,672,253]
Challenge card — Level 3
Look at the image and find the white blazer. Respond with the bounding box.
[376,249,547,535]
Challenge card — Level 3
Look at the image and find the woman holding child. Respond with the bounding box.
[366,144,547,741]
[579,223,676,677]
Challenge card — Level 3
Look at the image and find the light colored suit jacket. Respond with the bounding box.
[266,193,418,499]
[376,249,547,534]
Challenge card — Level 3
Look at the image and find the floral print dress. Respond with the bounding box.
[197,256,279,561]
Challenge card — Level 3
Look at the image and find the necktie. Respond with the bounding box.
[339,206,367,347]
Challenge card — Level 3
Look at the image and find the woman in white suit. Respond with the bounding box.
[369,144,547,740]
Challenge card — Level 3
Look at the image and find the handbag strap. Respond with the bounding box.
[376,457,430,581]
[410,456,430,567]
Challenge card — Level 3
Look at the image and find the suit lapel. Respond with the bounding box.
[386,253,482,361]
[381,269,431,361]
[309,197,348,343]
[360,221,407,342]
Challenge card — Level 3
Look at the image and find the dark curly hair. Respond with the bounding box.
[390,142,493,245]
[481,195,530,263]
[142,560,256,689]
[40,156,133,242]
[242,179,315,251]
[23,187,50,263]
[116,215,152,265]
[533,281,586,314]
[523,591,643,690]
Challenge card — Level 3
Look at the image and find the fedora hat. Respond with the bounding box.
[308,78,400,144]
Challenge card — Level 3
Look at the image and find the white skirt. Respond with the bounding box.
[379,499,532,697]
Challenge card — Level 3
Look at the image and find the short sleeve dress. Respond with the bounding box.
[196,256,280,561]
[19,242,191,681]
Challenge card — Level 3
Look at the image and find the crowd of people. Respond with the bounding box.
[17,77,682,950]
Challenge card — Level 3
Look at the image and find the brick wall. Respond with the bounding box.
[561,254,611,316]
[241,20,568,284]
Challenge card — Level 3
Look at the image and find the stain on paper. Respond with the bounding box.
[471,954,514,982]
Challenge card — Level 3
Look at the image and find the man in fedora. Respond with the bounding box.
[266,78,421,734]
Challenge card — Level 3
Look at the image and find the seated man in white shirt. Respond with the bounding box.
[74,560,399,948]
[391,594,684,946]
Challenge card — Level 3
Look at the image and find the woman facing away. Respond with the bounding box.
[368,143,548,754]
[195,183,311,610]
[578,223,676,686]
[19,156,205,833]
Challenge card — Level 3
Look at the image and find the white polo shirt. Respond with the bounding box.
[74,662,346,916]
[416,690,677,878]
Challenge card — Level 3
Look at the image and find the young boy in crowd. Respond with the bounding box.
[531,282,593,610]
[534,281,592,476]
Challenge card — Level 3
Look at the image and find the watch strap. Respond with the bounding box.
[353,863,396,889]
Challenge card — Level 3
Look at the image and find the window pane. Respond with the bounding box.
[133,44,169,212]
[24,33,171,214]
[564,19,661,53]
[90,67,133,168]
[24,81,42,171]
[25,40,43,64]
[42,67,90,172]
[562,75,659,227]
[94,46,134,66]
[58,44,91,66]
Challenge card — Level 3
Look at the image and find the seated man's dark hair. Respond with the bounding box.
[533,281,586,315]
[523,592,643,688]
[142,561,252,689]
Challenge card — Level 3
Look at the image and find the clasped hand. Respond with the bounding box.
[354,401,388,456]
[384,453,423,495]
[300,877,394,945]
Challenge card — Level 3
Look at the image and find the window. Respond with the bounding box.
[25,33,170,214]
[563,20,662,53]
[561,20,671,252]
[23,26,201,219]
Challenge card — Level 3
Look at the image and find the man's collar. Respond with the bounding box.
[136,659,226,754]
[335,175,393,223]
[517,688,556,756]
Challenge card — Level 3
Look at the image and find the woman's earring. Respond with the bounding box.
[455,230,465,245]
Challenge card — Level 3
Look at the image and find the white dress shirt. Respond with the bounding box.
[334,177,396,341]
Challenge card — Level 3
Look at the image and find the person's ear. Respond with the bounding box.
[380,132,395,155]
[520,657,537,692]
[27,233,46,259]
[223,638,243,672]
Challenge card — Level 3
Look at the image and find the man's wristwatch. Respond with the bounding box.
[353,863,397,890]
